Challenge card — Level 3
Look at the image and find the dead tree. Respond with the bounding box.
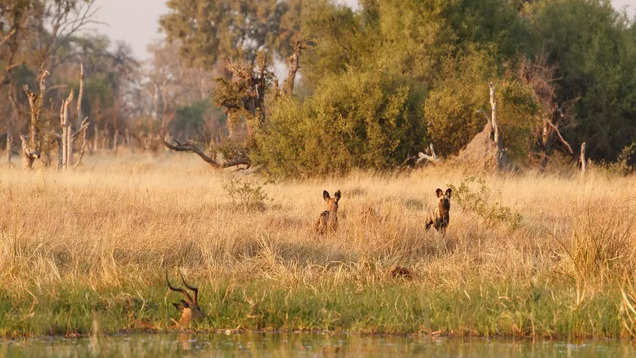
[417,143,440,165]
[72,64,89,168]
[402,143,440,168]
[67,63,84,165]
[165,52,270,168]
[21,70,49,169]
[164,46,307,169]
[283,41,309,96]
[72,117,89,168]
[488,82,501,150]
[517,55,575,168]
[580,142,587,175]
[489,81,507,170]
[60,89,74,169]
[162,136,250,169]
[55,64,90,170]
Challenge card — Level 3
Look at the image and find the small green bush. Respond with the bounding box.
[223,177,271,211]
[448,176,522,230]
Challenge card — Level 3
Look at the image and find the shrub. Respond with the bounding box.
[223,177,271,211]
[254,70,427,177]
[448,176,522,230]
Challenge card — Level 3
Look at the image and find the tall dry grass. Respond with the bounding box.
[0,152,634,337]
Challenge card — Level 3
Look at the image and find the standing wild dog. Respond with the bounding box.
[425,188,452,234]
[166,271,206,328]
[315,190,341,234]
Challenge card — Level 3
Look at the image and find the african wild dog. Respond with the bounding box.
[425,188,452,234]
[315,190,341,234]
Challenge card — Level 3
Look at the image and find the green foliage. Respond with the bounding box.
[251,96,306,178]
[424,51,496,156]
[600,142,636,175]
[160,0,302,68]
[448,176,523,230]
[529,0,636,161]
[172,100,210,140]
[165,0,636,175]
[254,71,426,177]
[425,51,538,161]
[223,177,271,211]
[496,78,541,162]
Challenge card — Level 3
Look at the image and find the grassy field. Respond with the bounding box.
[0,152,634,338]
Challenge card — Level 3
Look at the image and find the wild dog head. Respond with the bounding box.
[425,188,452,234]
[315,190,341,234]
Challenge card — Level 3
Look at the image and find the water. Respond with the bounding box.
[0,333,634,357]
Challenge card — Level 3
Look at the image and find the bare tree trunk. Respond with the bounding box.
[283,41,308,96]
[488,81,500,148]
[22,70,49,169]
[73,117,89,168]
[580,142,587,175]
[67,63,84,167]
[60,90,74,169]
[489,81,506,170]
[76,64,84,128]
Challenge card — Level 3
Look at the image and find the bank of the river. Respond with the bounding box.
[0,278,632,339]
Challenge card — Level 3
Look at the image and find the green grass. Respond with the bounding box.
[0,276,628,339]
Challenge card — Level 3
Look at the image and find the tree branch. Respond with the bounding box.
[545,118,574,155]
[162,137,250,169]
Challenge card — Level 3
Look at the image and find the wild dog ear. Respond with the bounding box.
[445,188,452,198]
[334,190,341,203]
[436,188,443,197]
[323,190,330,201]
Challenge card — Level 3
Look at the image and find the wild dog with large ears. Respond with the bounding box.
[315,190,341,234]
[425,188,452,235]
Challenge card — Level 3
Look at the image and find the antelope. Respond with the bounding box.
[425,188,452,235]
[166,271,205,327]
[315,190,341,234]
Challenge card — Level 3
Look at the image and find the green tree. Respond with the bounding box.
[530,0,636,161]
[160,0,302,69]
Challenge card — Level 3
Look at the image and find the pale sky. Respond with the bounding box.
[89,0,635,62]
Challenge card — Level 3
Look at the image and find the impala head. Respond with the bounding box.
[166,271,205,327]
[323,190,341,212]
[435,188,452,216]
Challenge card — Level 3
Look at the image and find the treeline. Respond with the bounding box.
[2,0,634,175]
[159,0,636,176]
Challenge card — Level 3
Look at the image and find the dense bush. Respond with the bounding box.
[255,71,426,177]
